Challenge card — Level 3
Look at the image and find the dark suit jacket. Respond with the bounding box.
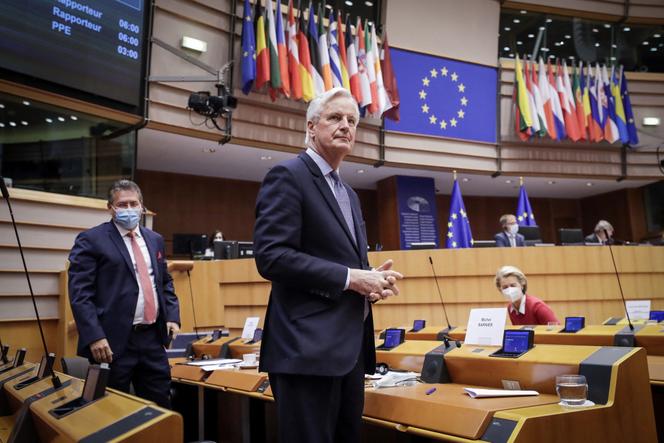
[585,233,601,243]
[254,152,375,377]
[494,231,526,247]
[68,221,180,359]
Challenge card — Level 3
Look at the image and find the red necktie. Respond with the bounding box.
[128,231,157,324]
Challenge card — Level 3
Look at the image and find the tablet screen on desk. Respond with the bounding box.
[383,329,405,349]
[503,330,532,353]
[412,320,425,332]
[649,311,664,322]
[565,316,585,332]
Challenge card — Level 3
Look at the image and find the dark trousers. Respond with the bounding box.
[107,324,171,409]
[268,352,365,443]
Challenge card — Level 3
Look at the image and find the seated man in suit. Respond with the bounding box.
[68,179,180,408]
[495,265,558,325]
[494,214,525,247]
[585,220,614,244]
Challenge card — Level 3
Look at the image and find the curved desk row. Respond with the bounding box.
[170,334,657,442]
[0,360,182,442]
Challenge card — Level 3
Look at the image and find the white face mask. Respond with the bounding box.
[508,224,519,235]
[502,286,523,303]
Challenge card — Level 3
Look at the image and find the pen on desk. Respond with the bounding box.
[425,387,436,395]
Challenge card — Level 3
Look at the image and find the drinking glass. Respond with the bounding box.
[555,374,588,406]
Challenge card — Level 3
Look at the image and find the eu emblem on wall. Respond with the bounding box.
[384,48,497,144]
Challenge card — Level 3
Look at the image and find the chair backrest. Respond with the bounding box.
[60,356,90,379]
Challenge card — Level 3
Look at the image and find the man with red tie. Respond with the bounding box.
[68,180,180,408]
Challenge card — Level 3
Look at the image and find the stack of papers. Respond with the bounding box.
[464,388,539,398]
[185,358,242,372]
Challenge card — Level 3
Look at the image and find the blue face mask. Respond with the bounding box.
[113,207,142,230]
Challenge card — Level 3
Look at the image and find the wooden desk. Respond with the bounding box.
[1,365,183,442]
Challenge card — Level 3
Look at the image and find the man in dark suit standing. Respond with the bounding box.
[494,214,526,247]
[68,180,180,408]
[254,88,403,443]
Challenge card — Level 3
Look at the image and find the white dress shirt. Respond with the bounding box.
[114,222,160,324]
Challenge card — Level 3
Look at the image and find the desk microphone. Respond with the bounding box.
[428,256,454,332]
[0,339,8,364]
[604,229,634,331]
[1,177,61,388]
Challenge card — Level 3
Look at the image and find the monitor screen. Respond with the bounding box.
[559,228,584,245]
[383,329,404,349]
[82,365,101,402]
[565,317,585,332]
[503,330,532,353]
[649,311,664,322]
[412,319,426,332]
[213,240,238,260]
[173,234,208,256]
[519,226,541,241]
[0,0,148,108]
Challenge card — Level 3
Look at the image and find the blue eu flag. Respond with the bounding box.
[241,0,256,95]
[445,180,473,249]
[516,184,536,227]
[384,48,497,144]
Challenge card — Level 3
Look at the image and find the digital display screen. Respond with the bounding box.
[565,317,585,332]
[412,320,426,332]
[82,365,100,402]
[383,329,403,348]
[0,0,147,107]
[649,311,664,322]
[503,330,531,353]
[252,328,263,342]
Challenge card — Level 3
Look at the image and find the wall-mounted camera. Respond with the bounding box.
[188,90,237,119]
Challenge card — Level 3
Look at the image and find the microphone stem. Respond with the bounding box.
[605,230,633,331]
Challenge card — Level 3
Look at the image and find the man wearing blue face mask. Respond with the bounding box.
[494,214,526,247]
[68,179,180,408]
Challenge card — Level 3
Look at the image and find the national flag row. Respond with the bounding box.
[513,56,638,146]
[241,0,400,121]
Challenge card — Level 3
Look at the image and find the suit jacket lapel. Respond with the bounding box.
[106,222,137,282]
[140,227,160,285]
[299,153,360,254]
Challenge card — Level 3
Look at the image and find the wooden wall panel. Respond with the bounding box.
[172,247,664,339]
[581,188,649,242]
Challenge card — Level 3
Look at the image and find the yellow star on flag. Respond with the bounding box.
[422,77,430,86]
[451,72,458,81]
[440,120,447,129]
[429,115,437,124]
[430,68,438,78]
[451,213,458,220]
[452,241,457,248]
[457,109,465,118]
[522,212,528,218]
[441,67,448,76]
[518,215,523,221]
[419,90,427,99]
[421,104,429,113]
[460,209,466,217]
[448,221,453,228]
[458,83,465,92]
[447,231,454,238]
[461,97,468,106]
[450,118,458,127]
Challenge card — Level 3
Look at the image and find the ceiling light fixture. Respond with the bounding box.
[624,27,631,32]
[20,121,28,126]
[504,26,511,31]
[547,180,556,185]
[9,121,16,127]
[505,179,512,184]
[70,115,78,120]
[57,116,65,122]
[22,100,30,106]
[586,182,593,187]
[513,18,520,23]
[260,155,272,160]
[45,118,53,123]
[357,169,365,174]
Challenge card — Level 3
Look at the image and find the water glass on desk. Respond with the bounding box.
[547,321,560,331]
[556,374,588,406]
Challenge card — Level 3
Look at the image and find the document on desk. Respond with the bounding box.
[185,358,242,367]
[464,388,539,398]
